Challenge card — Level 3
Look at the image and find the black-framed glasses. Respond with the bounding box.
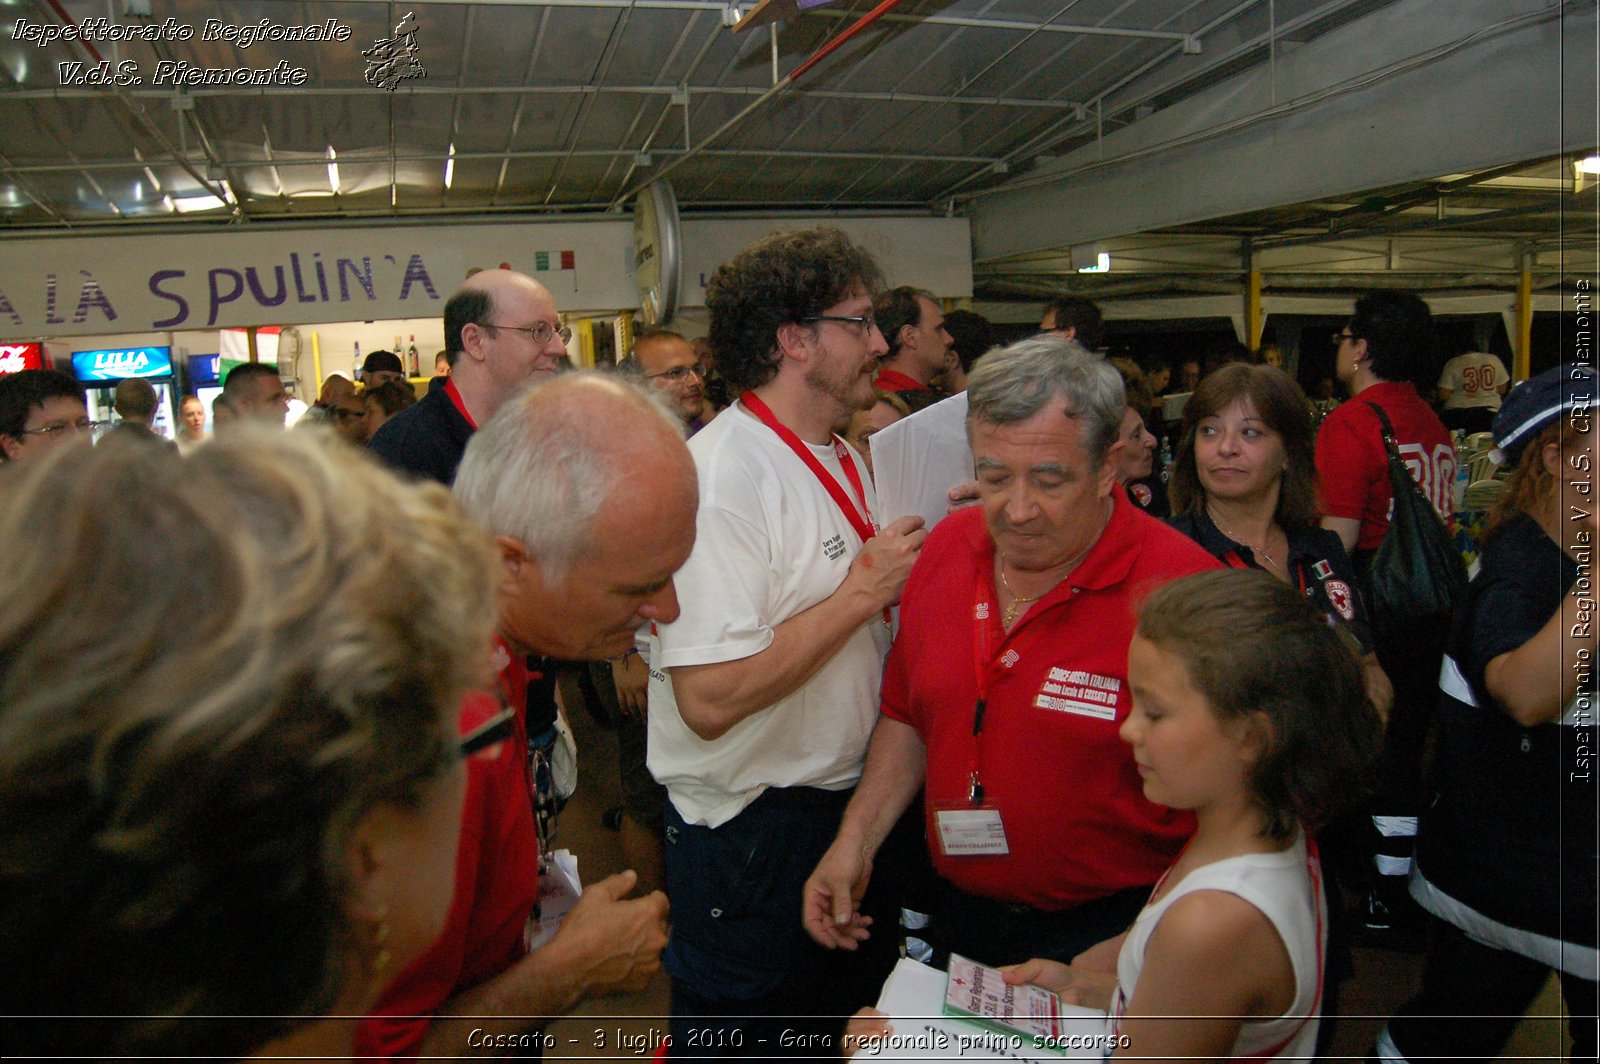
[1332,330,1358,346]
[803,315,881,335]
[20,418,93,438]
[481,320,573,346]
[457,704,516,760]
[646,365,703,382]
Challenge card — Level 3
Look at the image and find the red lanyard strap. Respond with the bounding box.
[740,390,875,544]
[444,378,477,430]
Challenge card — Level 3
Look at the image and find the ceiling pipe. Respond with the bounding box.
[39,0,240,222]
[607,0,905,209]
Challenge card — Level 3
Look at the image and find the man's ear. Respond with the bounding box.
[458,321,490,365]
[1096,447,1122,497]
[775,322,817,365]
[0,434,21,461]
[497,534,532,587]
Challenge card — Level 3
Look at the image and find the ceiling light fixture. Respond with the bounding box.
[444,143,456,190]
[326,146,341,195]
[1077,252,1111,273]
[1577,155,1600,175]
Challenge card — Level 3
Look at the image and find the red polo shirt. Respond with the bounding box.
[354,641,541,1060]
[881,491,1219,909]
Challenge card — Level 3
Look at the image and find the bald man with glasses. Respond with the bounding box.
[370,268,571,486]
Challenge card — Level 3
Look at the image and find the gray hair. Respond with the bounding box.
[965,334,1126,468]
[454,372,686,585]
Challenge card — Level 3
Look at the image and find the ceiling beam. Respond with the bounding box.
[969,0,1595,262]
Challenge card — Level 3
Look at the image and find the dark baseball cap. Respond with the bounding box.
[1492,363,1595,464]
[361,350,404,376]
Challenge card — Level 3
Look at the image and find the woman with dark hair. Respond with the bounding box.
[364,377,420,439]
[1314,290,1453,933]
[0,428,499,1060]
[1167,363,1391,714]
[1376,365,1597,1063]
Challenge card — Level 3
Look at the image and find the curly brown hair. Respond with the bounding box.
[1137,569,1380,842]
[705,226,884,395]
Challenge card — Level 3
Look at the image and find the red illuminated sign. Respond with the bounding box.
[0,343,44,375]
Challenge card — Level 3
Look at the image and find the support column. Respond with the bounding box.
[1513,247,1533,381]
[1246,265,1264,351]
[574,318,596,369]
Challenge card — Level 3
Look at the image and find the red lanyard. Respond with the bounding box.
[444,378,477,430]
[491,635,536,807]
[1221,549,1308,596]
[966,572,1057,802]
[740,391,877,544]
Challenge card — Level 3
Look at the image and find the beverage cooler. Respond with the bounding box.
[70,345,181,441]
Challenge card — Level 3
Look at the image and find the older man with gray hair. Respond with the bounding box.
[356,372,691,1061]
[804,335,1218,968]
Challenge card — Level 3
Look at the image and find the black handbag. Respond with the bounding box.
[1363,402,1467,646]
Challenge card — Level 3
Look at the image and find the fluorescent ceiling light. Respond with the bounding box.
[1578,155,1600,175]
[1078,252,1111,273]
[326,146,341,195]
[174,192,226,213]
[444,143,456,190]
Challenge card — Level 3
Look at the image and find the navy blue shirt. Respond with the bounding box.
[1415,511,1596,951]
[368,385,474,487]
[1167,510,1373,652]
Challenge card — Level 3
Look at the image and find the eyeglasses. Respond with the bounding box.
[1332,330,1358,346]
[481,321,573,346]
[646,365,703,383]
[457,704,515,760]
[803,315,881,335]
[20,418,93,438]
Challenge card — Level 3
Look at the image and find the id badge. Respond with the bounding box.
[934,805,1010,857]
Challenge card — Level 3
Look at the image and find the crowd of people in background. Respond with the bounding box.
[0,226,1592,1063]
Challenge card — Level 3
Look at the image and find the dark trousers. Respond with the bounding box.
[1383,919,1598,1062]
[925,878,1153,968]
[662,787,900,1062]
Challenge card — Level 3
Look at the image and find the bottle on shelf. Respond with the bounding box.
[352,341,362,382]
[406,335,420,378]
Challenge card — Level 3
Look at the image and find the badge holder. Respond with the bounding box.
[932,771,1010,857]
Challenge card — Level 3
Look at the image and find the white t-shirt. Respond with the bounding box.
[1438,352,1508,411]
[1107,831,1325,1061]
[647,401,893,828]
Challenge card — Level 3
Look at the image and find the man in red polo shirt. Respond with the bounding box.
[872,286,952,412]
[804,335,1218,967]
[355,374,694,1060]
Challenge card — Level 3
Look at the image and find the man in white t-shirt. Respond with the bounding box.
[647,226,927,1058]
[1436,350,1509,434]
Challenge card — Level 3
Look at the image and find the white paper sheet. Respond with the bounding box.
[858,958,1112,1062]
[871,392,973,532]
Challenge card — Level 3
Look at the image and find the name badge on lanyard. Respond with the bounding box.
[935,807,1010,857]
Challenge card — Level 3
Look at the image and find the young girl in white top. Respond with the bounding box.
[1004,568,1381,1061]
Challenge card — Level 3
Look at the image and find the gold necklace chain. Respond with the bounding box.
[995,503,1110,628]
[997,546,1089,627]
[999,568,1045,626]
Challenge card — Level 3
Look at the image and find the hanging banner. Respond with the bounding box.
[0,220,634,339]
